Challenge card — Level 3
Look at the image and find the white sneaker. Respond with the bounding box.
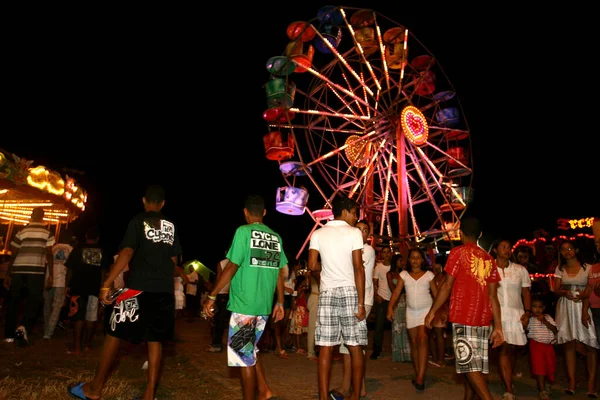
[538,391,549,400]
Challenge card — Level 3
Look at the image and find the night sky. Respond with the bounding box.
[3,3,597,268]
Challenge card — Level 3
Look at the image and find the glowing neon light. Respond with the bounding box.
[401,106,428,146]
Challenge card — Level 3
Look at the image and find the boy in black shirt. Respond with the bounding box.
[67,185,182,400]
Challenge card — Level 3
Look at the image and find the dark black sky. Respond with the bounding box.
[3,3,597,268]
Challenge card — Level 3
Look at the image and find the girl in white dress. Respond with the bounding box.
[553,239,598,396]
[489,239,531,400]
[387,247,436,391]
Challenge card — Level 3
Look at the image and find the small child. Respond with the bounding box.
[288,275,309,354]
[527,296,558,400]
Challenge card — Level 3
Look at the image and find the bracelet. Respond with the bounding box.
[100,287,111,292]
[207,295,217,301]
[524,309,531,313]
[358,304,365,308]
[276,302,284,307]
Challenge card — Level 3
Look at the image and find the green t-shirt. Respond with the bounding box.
[226,223,288,316]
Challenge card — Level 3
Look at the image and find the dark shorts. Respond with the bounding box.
[68,295,99,322]
[104,290,174,343]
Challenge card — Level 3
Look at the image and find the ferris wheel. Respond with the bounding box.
[262,6,474,257]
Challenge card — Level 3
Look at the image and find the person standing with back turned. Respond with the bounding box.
[67,185,182,400]
[203,194,287,400]
[425,216,504,400]
[308,195,366,400]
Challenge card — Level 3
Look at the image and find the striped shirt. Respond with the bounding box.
[527,314,557,344]
[10,222,55,275]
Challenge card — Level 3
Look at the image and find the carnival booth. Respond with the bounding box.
[0,148,87,254]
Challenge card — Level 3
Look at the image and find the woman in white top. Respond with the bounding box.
[553,239,598,395]
[489,238,531,400]
[387,247,436,391]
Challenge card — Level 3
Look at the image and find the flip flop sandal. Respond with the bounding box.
[67,382,97,400]
[277,350,288,359]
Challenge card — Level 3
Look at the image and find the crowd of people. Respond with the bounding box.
[0,185,598,400]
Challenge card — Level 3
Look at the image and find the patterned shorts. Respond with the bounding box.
[69,295,99,322]
[315,286,368,347]
[227,313,268,367]
[452,323,491,374]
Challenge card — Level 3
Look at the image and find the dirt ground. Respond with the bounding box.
[0,314,596,399]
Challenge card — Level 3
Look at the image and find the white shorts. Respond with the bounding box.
[85,296,99,322]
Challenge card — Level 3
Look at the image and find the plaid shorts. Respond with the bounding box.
[315,286,368,347]
[452,323,491,374]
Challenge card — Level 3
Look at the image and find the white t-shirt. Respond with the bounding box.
[363,243,376,306]
[373,262,392,300]
[309,220,364,291]
[186,270,199,296]
[49,243,73,287]
[497,261,532,311]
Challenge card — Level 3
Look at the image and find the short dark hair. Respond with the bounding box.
[245,194,265,217]
[331,194,358,218]
[145,185,166,204]
[460,216,481,238]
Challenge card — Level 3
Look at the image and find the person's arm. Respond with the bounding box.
[45,246,54,288]
[307,248,321,282]
[271,266,286,323]
[425,273,454,329]
[203,260,239,318]
[429,276,439,299]
[387,270,396,292]
[3,247,18,289]
[488,281,504,348]
[520,286,532,327]
[352,248,366,321]
[99,248,135,303]
[387,277,404,321]
[540,314,558,335]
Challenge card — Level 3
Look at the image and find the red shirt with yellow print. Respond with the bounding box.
[445,243,500,326]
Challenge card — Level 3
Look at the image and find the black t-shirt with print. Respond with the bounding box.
[121,210,181,293]
[66,243,110,296]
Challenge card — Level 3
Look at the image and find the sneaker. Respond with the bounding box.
[206,345,222,353]
[539,391,549,400]
[15,326,28,346]
[502,393,516,400]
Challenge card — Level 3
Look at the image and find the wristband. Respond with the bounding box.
[207,295,217,301]
[276,302,284,307]
[358,304,364,308]
[524,309,531,314]
[100,287,111,292]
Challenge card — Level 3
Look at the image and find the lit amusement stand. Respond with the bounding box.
[0,148,87,254]
[261,6,473,257]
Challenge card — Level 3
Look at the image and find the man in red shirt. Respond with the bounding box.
[425,216,504,400]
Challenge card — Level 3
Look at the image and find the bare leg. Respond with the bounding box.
[139,341,162,400]
[586,344,597,394]
[464,371,493,400]
[240,365,257,400]
[536,374,545,392]
[255,354,274,400]
[84,320,95,350]
[347,345,365,400]
[434,327,446,364]
[407,325,429,384]
[498,342,515,394]
[72,320,84,353]
[81,334,122,399]
[361,348,368,397]
[318,345,333,400]
[335,353,352,397]
[564,341,576,391]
